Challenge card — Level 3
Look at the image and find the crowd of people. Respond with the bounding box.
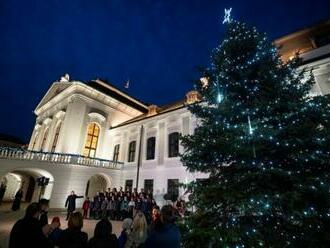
[9,187,184,248]
[80,187,165,223]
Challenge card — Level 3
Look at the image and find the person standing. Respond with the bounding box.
[0,182,7,204]
[39,198,50,228]
[82,197,90,219]
[0,181,6,204]
[125,212,148,248]
[58,212,88,248]
[118,218,132,248]
[9,202,53,248]
[11,187,23,211]
[65,191,83,220]
[145,205,181,248]
[87,219,119,248]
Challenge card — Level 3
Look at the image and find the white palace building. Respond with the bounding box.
[0,20,330,208]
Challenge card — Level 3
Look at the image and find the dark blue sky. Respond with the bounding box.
[0,0,329,142]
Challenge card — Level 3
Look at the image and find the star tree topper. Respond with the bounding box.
[222,7,232,24]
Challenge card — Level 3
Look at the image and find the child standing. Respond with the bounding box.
[82,197,90,219]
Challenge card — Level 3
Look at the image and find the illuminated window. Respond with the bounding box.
[146,137,156,160]
[32,132,39,151]
[168,132,179,157]
[83,123,100,158]
[51,122,62,153]
[40,128,49,152]
[128,141,136,162]
[113,144,120,162]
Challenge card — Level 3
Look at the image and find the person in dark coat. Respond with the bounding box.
[145,205,181,248]
[118,218,132,248]
[11,187,23,211]
[65,191,84,220]
[39,198,50,227]
[0,181,6,204]
[9,202,53,248]
[87,219,119,248]
[58,211,88,248]
[48,217,63,246]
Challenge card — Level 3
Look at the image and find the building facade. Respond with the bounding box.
[0,21,329,208]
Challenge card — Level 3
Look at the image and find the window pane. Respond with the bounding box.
[146,137,155,160]
[125,180,133,192]
[83,149,89,157]
[84,123,100,157]
[88,124,94,134]
[167,179,179,201]
[144,179,154,193]
[168,132,179,157]
[94,126,100,135]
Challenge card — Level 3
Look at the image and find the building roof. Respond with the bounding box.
[111,98,187,128]
[0,133,25,147]
[86,79,149,114]
[275,19,330,62]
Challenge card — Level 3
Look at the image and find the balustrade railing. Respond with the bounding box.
[0,147,123,169]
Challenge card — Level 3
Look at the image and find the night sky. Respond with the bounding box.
[0,0,329,142]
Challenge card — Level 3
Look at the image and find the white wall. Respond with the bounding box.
[0,159,121,208]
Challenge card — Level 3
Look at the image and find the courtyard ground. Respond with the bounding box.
[0,202,122,248]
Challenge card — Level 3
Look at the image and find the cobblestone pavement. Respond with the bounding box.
[0,203,122,248]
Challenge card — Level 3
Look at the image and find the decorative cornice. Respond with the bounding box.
[34,124,41,130]
[88,112,106,123]
[55,110,66,119]
[43,117,53,125]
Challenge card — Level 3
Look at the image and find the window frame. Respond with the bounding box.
[125,179,133,192]
[40,128,49,152]
[167,179,179,200]
[146,136,156,160]
[113,144,120,162]
[83,123,100,158]
[51,122,62,153]
[128,140,136,162]
[32,132,39,151]
[144,179,154,193]
[168,132,179,158]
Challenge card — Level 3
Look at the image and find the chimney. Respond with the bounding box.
[147,105,158,116]
[185,90,200,104]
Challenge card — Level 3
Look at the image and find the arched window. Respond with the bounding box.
[40,128,49,152]
[51,122,62,153]
[128,141,136,162]
[168,132,179,157]
[31,132,39,151]
[83,123,100,158]
[113,144,120,162]
[146,137,156,160]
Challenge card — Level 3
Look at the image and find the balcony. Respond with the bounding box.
[0,147,123,170]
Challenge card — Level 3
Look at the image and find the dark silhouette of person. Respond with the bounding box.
[65,191,83,220]
[12,187,23,211]
[9,202,53,248]
[0,181,6,204]
[58,211,88,248]
[39,198,50,227]
[88,219,119,248]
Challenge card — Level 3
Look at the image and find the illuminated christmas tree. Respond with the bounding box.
[180,9,330,247]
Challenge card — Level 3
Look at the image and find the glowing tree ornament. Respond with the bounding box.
[222,7,232,24]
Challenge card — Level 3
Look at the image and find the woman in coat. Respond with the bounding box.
[125,212,147,248]
[87,219,119,248]
[58,212,88,248]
